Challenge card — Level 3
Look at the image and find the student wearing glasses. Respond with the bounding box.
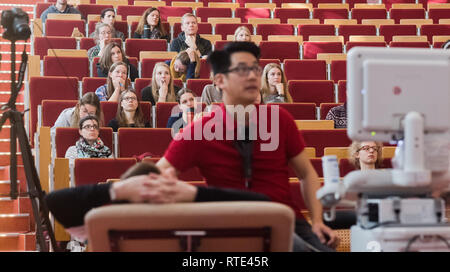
[349,141,383,170]
[65,115,112,163]
[88,23,113,62]
[108,90,151,132]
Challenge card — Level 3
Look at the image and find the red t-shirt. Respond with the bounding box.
[164,103,306,218]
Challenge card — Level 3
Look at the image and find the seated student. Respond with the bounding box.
[95,61,131,102]
[234,26,252,42]
[108,90,151,132]
[44,161,270,244]
[132,7,169,42]
[261,63,293,103]
[89,8,125,40]
[87,23,113,62]
[325,102,347,129]
[166,50,200,82]
[52,92,104,133]
[97,42,139,82]
[141,62,178,105]
[65,115,112,162]
[349,141,383,170]
[201,83,222,106]
[170,13,212,59]
[167,89,197,133]
[40,0,83,23]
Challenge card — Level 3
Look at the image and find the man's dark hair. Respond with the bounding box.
[79,115,99,130]
[100,8,115,18]
[442,39,450,50]
[207,42,260,75]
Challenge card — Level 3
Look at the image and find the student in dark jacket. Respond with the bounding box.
[132,7,169,42]
[107,90,151,132]
[96,42,139,82]
[169,13,212,59]
[167,89,198,133]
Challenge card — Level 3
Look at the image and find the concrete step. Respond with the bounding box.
[0,51,29,61]
[0,180,28,197]
[0,196,32,213]
[0,213,30,233]
[0,92,25,103]
[0,232,36,251]
[0,82,25,94]
[0,61,22,71]
[0,153,24,166]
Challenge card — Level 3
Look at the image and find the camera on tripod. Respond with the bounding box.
[1,8,31,42]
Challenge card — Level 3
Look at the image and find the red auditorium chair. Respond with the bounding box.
[165,0,197,5]
[117,128,173,157]
[288,158,324,178]
[33,37,77,60]
[186,79,213,97]
[77,4,113,19]
[81,77,107,95]
[337,25,377,43]
[288,80,335,106]
[350,8,387,23]
[383,0,415,10]
[158,6,193,21]
[215,23,253,40]
[195,7,232,22]
[45,19,86,37]
[302,41,343,59]
[309,0,343,7]
[330,60,346,83]
[301,129,352,157]
[379,24,417,43]
[298,24,335,41]
[201,0,233,5]
[125,39,168,60]
[267,103,317,120]
[172,22,213,38]
[313,8,349,23]
[345,41,386,52]
[283,59,327,81]
[74,158,137,186]
[388,41,430,48]
[214,40,230,51]
[389,8,426,24]
[259,41,300,61]
[337,80,346,103]
[256,24,295,40]
[141,58,171,78]
[259,58,281,69]
[100,101,152,126]
[143,157,204,181]
[43,56,89,81]
[92,57,100,77]
[234,8,271,23]
[55,127,114,158]
[116,5,152,20]
[320,102,343,120]
[428,8,450,24]
[41,100,78,127]
[273,8,310,24]
[420,24,450,43]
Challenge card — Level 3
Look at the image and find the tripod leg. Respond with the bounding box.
[13,113,59,252]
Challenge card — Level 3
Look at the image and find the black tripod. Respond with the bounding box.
[0,41,58,252]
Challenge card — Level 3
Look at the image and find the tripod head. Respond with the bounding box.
[1,8,31,42]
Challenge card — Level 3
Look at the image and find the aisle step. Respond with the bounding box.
[0,232,36,251]
[0,213,30,233]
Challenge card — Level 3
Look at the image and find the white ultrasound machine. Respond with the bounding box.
[317,47,450,252]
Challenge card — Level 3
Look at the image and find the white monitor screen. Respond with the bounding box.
[347,47,450,142]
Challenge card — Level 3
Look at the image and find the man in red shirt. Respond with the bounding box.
[156,42,338,251]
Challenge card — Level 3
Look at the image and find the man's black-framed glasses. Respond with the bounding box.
[225,64,262,77]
